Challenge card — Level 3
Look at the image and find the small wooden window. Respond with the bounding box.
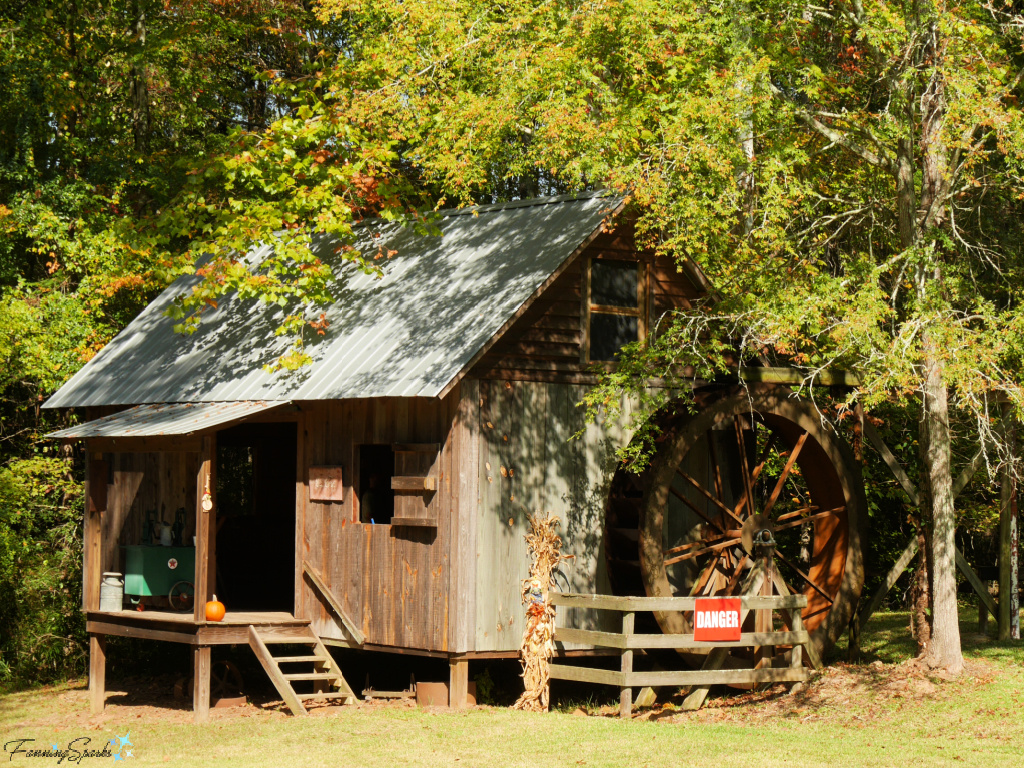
[356,444,395,524]
[584,258,648,363]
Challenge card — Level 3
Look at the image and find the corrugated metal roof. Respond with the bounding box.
[46,401,289,438]
[45,192,620,408]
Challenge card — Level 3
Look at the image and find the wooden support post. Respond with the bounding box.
[755,559,774,672]
[448,659,469,709]
[194,436,216,622]
[790,611,804,671]
[89,634,106,714]
[83,454,107,612]
[979,584,990,634]
[682,564,768,711]
[999,405,1019,640]
[619,612,634,718]
[294,411,306,620]
[193,645,211,724]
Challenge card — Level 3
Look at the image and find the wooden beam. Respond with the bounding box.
[302,561,366,646]
[392,443,441,454]
[294,411,306,620]
[193,645,211,724]
[194,436,215,622]
[89,635,106,714]
[86,620,198,645]
[999,405,1019,640]
[449,659,469,709]
[391,476,437,492]
[553,627,812,650]
[551,592,807,612]
[390,517,438,528]
[619,612,634,718]
[862,419,920,506]
[87,435,203,453]
[957,548,999,618]
[954,449,986,499]
[855,440,988,637]
[856,536,919,633]
[736,367,861,388]
[83,456,107,612]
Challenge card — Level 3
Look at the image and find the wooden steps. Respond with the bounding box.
[247,625,357,716]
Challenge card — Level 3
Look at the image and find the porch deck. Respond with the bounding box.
[86,609,312,645]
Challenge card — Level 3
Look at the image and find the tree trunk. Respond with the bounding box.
[907,23,963,675]
[910,519,932,654]
[920,334,964,673]
[130,2,149,155]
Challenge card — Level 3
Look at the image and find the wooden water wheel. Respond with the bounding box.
[606,386,865,658]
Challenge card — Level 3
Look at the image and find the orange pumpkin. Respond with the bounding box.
[205,595,226,622]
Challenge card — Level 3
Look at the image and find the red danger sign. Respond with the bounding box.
[693,597,742,642]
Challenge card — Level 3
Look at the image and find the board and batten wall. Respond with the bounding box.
[296,387,475,654]
[469,378,638,652]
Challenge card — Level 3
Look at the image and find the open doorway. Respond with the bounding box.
[215,421,296,613]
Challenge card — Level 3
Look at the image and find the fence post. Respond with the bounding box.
[619,611,634,718]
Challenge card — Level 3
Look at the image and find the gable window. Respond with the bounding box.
[584,258,647,363]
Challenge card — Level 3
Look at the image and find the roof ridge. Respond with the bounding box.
[435,189,618,217]
[348,190,619,232]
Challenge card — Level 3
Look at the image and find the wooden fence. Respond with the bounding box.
[549,593,817,716]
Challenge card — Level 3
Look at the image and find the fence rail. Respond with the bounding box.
[549,592,816,716]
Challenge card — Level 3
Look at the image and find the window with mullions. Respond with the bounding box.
[585,258,646,363]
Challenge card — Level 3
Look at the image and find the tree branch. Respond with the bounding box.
[796,112,895,174]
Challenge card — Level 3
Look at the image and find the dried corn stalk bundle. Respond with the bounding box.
[513,512,571,712]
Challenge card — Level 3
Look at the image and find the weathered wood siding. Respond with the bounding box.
[298,388,468,652]
[473,230,700,381]
[469,378,638,652]
[100,451,199,574]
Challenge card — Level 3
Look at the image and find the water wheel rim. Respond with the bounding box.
[638,386,865,656]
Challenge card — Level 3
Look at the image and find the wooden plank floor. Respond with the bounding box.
[88,610,309,626]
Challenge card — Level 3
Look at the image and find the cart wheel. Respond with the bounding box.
[182,661,245,700]
[168,581,195,612]
[211,660,245,699]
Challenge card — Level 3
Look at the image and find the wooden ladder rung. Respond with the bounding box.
[259,637,318,644]
[273,655,327,663]
[283,672,338,681]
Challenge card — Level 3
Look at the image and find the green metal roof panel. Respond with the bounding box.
[45,193,619,408]
[46,401,289,438]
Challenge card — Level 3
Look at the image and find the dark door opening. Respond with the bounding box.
[215,421,297,613]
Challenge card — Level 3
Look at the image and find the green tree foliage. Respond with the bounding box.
[3,0,1022,680]
[304,0,1024,671]
[0,0,357,682]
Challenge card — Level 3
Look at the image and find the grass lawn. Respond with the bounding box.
[1,609,1021,768]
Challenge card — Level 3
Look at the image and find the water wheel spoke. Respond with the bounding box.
[762,431,810,518]
[754,432,778,479]
[664,537,742,567]
[775,550,834,604]
[663,530,741,559]
[733,419,756,514]
[669,483,728,535]
[706,431,725,502]
[730,431,776,519]
[773,505,845,533]
[723,553,750,593]
[676,468,745,527]
[688,550,725,597]
[773,505,819,523]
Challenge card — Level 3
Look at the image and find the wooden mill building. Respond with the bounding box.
[47,191,867,720]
